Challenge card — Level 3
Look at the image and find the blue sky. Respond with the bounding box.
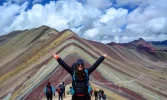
[0,0,167,43]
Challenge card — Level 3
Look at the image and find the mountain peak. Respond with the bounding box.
[138,38,145,41]
[60,29,78,37]
[107,42,117,45]
[39,25,50,28]
[127,38,155,51]
[132,38,146,44]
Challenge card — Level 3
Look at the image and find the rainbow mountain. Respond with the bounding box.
[0,25,167,100]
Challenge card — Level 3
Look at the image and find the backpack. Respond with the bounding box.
[102,94,106,100]
[57,84,64,94]
[46,86,52,95]
[57,88,61,93]
[70,87,74,95]
[88,85,92,93]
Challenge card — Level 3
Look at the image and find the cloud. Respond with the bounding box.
[81,7,128,43]
[0,0,167,43]
[126,5,167,38]
[83,28,99,39]
[0,1,28,34]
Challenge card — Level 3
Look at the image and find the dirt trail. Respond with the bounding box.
[42,94,95,100]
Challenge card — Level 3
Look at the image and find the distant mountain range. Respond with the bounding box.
[107,38,167,51]
[0,26,167,100]
[151,40,167,46]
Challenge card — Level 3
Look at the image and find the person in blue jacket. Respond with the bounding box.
[70,86,74,95]
[88,84,93,97]
[53,53,107,100]
[44,82,55,100]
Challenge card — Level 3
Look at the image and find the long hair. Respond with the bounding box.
[75,68,85,80]
[75,59,85,79]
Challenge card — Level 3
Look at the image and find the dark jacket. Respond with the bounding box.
[44,85,55,96]
[57,56,105,94]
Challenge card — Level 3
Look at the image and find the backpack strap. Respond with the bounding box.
[88,86,92,93]
[73,69,89,83]
[84,69,88,76]
[84,69,89,84]
[73,71,76,84]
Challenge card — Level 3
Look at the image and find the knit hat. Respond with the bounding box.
[76,59,84,66]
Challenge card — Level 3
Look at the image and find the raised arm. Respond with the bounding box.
[87,54,107,74]
[52,53,73,74]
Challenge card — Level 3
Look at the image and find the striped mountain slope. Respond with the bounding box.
[0,26,167,100]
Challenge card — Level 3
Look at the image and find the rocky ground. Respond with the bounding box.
[42,95,95,100]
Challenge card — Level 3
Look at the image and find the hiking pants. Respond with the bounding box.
[46,95,52,100]
[64,89,65,97]
[72,93,91,100]
[95,96,98,100]
[59,93,63,100]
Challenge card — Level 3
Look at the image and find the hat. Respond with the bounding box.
[76,59,84,66]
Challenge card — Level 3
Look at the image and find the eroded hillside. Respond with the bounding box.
[0,26,167,100]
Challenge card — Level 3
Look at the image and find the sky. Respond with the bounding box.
[0,0,167,43]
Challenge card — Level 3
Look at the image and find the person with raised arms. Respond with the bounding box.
[53,53,107,100]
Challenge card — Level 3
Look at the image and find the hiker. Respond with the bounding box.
[53,53,107,100]
[62,82,66,97]
[44,82,55,100]
[57,83,65,100]
[70,86,74,95]
[94,90,98,100]
[101,90,106,100]
[98,90,102,100]
[88,84,93,97]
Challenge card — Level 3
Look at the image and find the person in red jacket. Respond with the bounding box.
[53,53,107,100]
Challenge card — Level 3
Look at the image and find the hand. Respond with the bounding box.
[52,53,60,59]
[103,54,107,58]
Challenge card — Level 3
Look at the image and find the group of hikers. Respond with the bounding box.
[69,86,106,100]
[94,90,106,100]
[44,82,65,100]
[44,53,107,100]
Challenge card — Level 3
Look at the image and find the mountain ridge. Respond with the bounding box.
[0,25,167,100]
[107,38,167,51]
